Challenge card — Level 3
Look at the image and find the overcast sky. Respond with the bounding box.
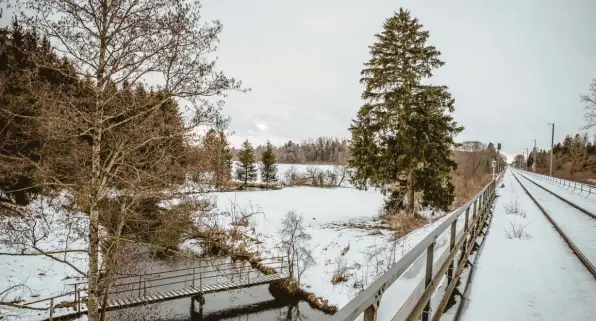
[199,0,596,159]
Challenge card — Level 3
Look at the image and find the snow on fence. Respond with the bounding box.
[327,173,502,321]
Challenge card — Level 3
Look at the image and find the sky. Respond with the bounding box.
[2,1,595,162]
[198,0,596,160]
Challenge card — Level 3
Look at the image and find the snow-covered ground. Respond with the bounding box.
[460,169,596,321]
[0,163,466,321]
[231,162,353,187]
[0,197,89,320]
[211,172,473,320]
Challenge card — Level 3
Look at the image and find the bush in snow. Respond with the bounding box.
[278,211,315,284]
[503,199,527,218]
[331,254,349,284]
[504,220,530,239]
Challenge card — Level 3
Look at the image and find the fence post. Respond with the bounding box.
[138,275,142,296]
[464,207,469,232]
[363,305,377,321]
[74,283,80,317]
[50,298,54,320]
[192,267,196,288]
[281,256,284,274]
[422,241,435,321]
[144,280,147,296]
[77,289,81,317]
[447,220,456,285]
[473,199,477,218]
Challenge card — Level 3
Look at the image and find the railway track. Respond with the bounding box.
[511,169,596,279]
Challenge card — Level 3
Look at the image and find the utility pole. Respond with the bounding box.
[548,123,555,177]
[533,139,537,172]
[525,148,529,171]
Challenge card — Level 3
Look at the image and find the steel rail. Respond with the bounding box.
[515,170,596,220]
[511,171,596,279]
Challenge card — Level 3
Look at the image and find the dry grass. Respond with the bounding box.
[503,199,527,218]
[535,167,596,185]
[230,220,249,227]
[504,221,530,239]
[382,212,428,238]
[331,255,348,284]
[331,274,348,284]
[222,181,282,191]
[452,173,493,207]
[340,244,350,256]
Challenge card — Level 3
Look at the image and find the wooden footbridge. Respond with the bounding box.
[18,256,289,320]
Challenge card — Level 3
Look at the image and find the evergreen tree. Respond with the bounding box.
[349,9,463,215]
[0,18,79,207]
[202,129,232,188]
[235,140,258,186]
[260,140,278,187]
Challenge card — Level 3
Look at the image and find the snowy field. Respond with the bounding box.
[460,169,596,321]
[212,164,477,320]
[231,162,353,187]
[1,164,464,320]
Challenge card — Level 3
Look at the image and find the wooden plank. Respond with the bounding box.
[178,288,190,295]
[167,290,178,297]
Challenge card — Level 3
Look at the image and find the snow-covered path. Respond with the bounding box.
[460,169,596,321]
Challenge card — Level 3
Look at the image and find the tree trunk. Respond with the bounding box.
[244,165,248,186]
[407,169,415,216]
[87,132,102,321]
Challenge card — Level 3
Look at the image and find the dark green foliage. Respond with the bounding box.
[0,18,78,207]
[349,8,463,214]
[235,140,258,185]
[260,140,278,186]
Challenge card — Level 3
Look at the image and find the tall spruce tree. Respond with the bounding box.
[349,8,463,215]
[235,140,258,186]
[202,129,232,188]
[260,140,278,187]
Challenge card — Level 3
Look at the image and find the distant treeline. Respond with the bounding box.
[231,137,351,165]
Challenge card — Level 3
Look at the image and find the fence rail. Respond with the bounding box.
[327,172,502,321]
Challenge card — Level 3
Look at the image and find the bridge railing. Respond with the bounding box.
[514,168,596,195]
[19,256,288,318]
[327,173,502,321]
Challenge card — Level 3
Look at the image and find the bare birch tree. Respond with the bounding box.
[278,211,314,284]
[9,1,243,319]
[581,78,596,129]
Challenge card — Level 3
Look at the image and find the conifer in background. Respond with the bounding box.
[349,8,463,215]
[202,129,232,188]
[235,140,258,186]
[260,140,278,187]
